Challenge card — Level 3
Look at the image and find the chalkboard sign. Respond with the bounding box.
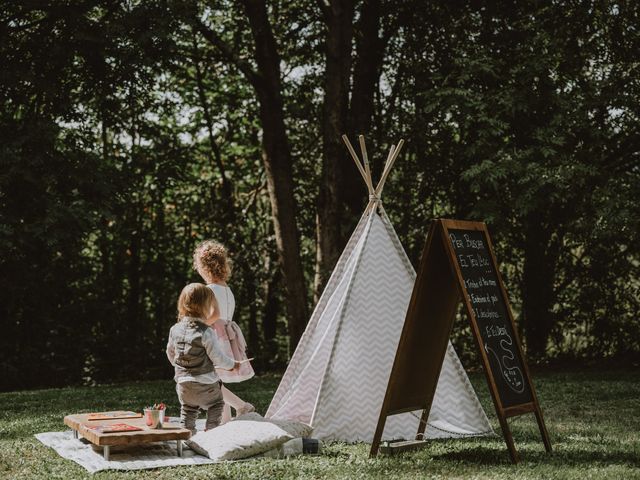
[371,219,551,463]
[447,229,533,407]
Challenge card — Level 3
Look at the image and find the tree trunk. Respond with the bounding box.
[262,257,281,367]
[244,3,308,351]
[315,0,355,298]
[191,32,235,220]
[194,1,310,351]
[153,179,167,346]
[346,0,385,191]
[521,216,559,359]
[126,217,142,345]
[126,89,142,361]
[245,267,260,368]
[349,0,384,135]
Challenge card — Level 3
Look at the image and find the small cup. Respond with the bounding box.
[144,408,165,429]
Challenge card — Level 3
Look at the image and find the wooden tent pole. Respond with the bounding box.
[358,135,375,195]
[375,139,404,196]
[369,143,395,202]
[341,135,370,189]
[381,145,396,183]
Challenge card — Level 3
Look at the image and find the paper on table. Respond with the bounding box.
[87,412,142,421]
[86,423,143,433]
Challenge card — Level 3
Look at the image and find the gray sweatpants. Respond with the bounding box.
[176,381,224,434]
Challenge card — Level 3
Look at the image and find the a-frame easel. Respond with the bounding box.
[370,219,552,463]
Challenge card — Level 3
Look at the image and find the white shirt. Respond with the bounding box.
[208,283,236,321]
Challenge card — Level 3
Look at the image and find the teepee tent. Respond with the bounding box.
[266,136,493,442]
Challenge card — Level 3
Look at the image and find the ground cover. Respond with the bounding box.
[1,369,638,479]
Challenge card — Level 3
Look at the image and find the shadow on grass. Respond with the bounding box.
[433,443,640,468]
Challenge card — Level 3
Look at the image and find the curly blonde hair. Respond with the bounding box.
[193,240,232,283]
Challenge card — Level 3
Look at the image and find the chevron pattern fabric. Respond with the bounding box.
[267,211,370,417]
[267,207,493,442]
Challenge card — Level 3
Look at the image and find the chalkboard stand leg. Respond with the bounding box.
[498,416,519,464]
[370,416,387,458]
[415,409,428,440]
[535,408,552,453]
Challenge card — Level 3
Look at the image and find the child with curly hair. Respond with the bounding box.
[193,240,255,422]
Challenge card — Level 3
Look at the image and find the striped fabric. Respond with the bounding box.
[266,206,493,442]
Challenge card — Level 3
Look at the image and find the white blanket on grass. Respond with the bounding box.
[35,416,314,473]
[35,429,216,473]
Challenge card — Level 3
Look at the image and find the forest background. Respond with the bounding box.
[1,0,638,391]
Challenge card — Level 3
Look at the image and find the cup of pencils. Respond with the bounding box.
[144,403,166,429]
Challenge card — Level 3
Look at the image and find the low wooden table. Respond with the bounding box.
[64,411,191,460]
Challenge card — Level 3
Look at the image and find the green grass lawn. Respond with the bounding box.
[1,369,639,479]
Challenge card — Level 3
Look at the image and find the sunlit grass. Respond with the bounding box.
[1,369,638,479]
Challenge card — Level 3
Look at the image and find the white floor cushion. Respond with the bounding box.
[188,420,292,461]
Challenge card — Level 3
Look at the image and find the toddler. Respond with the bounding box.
[166,282,239,434]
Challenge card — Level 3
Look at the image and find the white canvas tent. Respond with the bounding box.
[266,136,493,442]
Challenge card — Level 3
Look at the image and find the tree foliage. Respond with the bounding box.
[1,0,638,390]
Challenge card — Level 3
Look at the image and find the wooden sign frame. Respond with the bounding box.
[370,219,551,463]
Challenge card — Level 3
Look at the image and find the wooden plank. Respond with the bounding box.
[385,406,427,416]
[379,439,430,455]
[535,407,553,453]
[498,415,519,463]
[503,402,537,417]
[415,407,429,440]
